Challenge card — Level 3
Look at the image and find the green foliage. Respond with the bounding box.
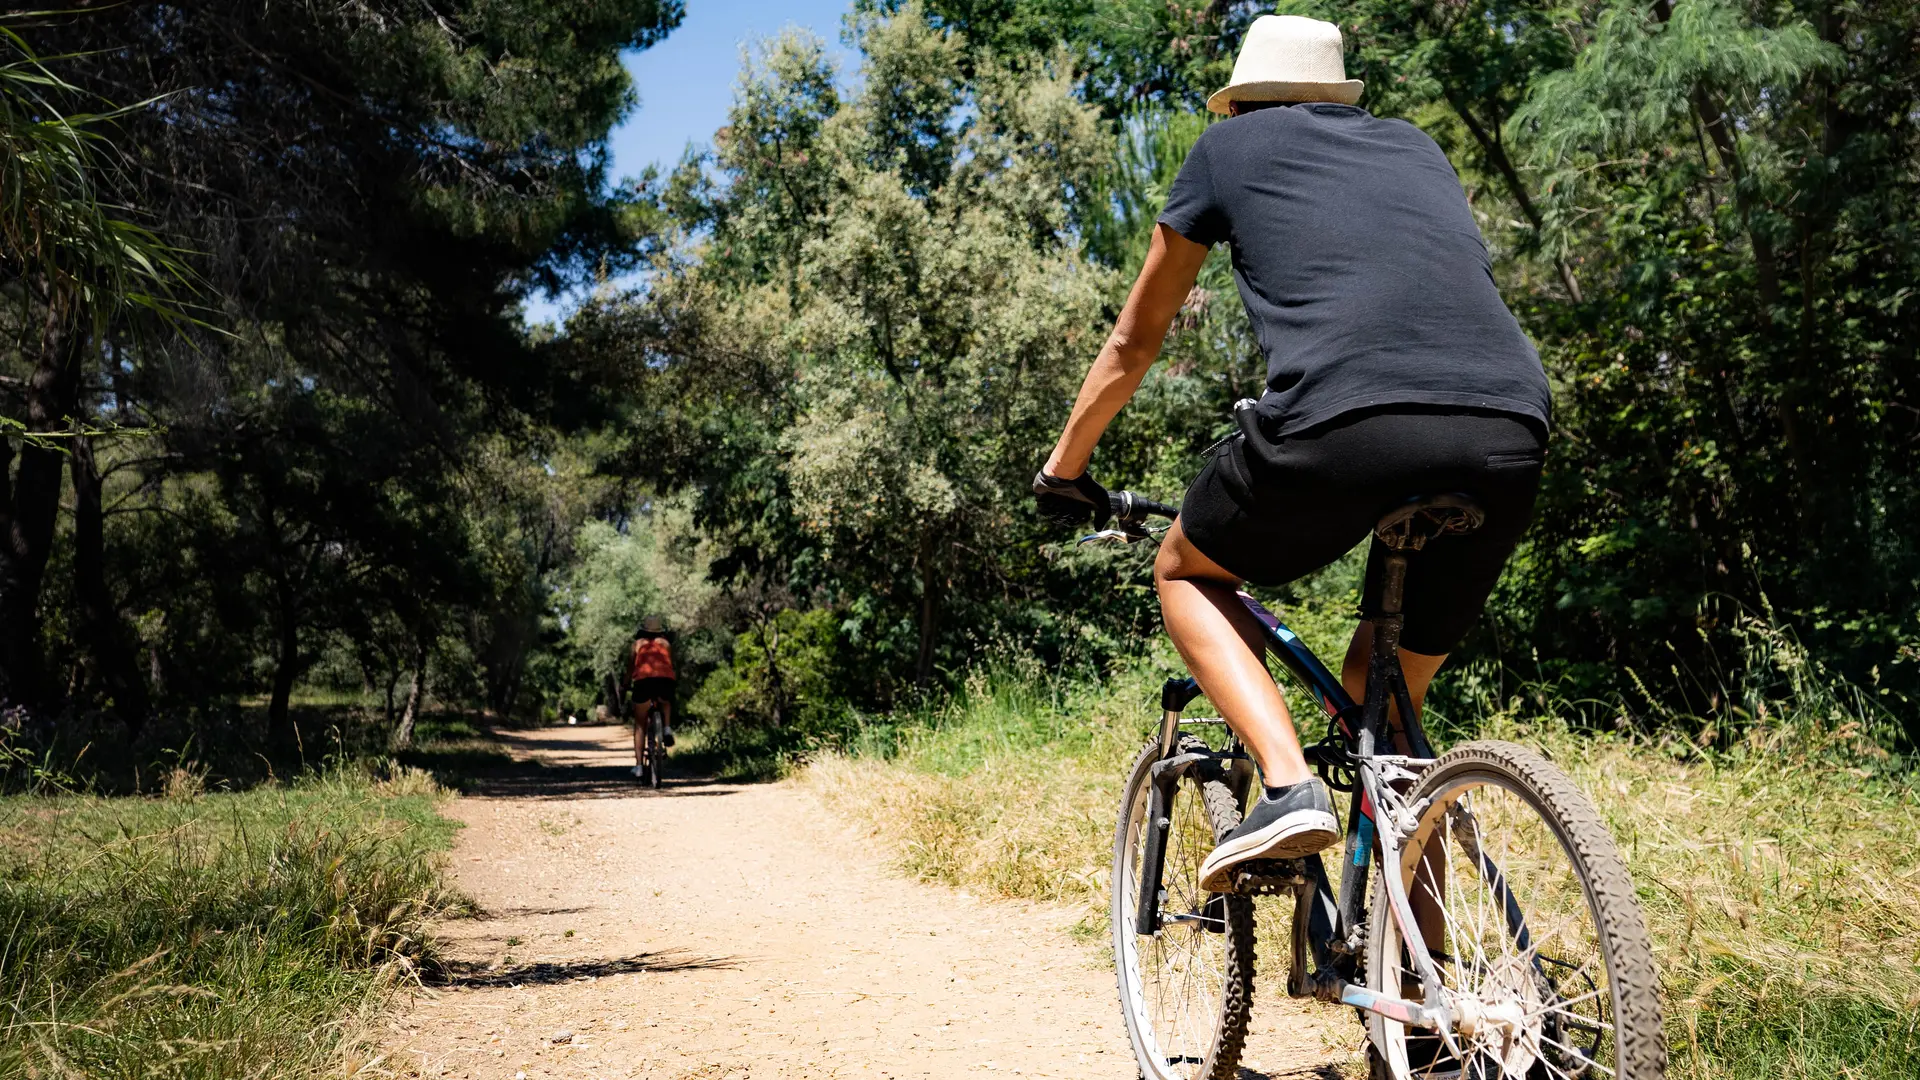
[566,520,669,686]
[540,495,719,715]
[1513,1,1839,165]
[1486,0,1920,729]
[0,764,459,1078]
[874,0,1254,116]
[0,20,194,328]
[598,6,1144,706]
[688,607,846,731]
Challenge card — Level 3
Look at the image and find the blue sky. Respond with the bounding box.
[525,0,857,324]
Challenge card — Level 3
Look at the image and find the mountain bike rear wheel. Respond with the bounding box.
[647,710,666,789]
[1112,735,1255,1080]
[1365,740,1665,1080]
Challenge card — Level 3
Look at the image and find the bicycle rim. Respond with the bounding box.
[1112,738,1253,1080]
[1367,741,1664,1080]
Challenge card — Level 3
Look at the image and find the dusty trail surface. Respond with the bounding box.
[388,724,1352,1079]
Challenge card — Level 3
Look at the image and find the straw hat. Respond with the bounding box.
[1206,15,1363,115]
[641,615,665,633]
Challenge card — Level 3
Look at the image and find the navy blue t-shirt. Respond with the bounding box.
[1157,103,1550,436]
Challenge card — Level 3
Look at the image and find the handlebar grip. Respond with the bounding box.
[1134,497,1179,520]
[1110,490,1179,524]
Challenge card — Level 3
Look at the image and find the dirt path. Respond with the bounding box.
[386,724,1356,1079]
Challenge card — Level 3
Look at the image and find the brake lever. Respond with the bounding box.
[1078,524,1156,545]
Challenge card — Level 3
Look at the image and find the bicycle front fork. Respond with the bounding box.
[1134,678,1211,934]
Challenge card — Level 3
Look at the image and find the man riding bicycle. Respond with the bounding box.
[628,615,676,778]
[1035,15,1549,892]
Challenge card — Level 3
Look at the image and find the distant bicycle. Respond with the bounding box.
[1093,488,1665,1080]
[635,700,667,788]
[629,616,676,787]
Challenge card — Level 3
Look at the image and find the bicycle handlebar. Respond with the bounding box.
[1078,489,1178,546]
[1110,490,1179,525]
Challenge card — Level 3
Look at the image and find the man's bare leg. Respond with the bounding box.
[1154,519,1312,786]
[1338,621,1445,723]
[631,704,646,767]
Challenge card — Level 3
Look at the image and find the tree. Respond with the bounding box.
[1492,0,1920,723]
[0,21,191,722]
[4,1,684,737]
[599,7,1120,698]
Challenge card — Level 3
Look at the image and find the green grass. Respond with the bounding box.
[807,646,1920,1080]
[670,719,799,782]
[0,761,462,1078]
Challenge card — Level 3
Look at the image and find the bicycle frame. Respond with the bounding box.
[1135,546,1465,1043]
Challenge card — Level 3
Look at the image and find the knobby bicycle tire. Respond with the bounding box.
[647,711,666,789]
[1112,735,1256,1080]
[1365,740,1665,1080]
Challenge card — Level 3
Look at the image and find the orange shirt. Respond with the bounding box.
[630,636,674,681]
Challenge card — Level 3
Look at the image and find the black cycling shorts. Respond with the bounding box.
[631,677,676,709]
[1179,406,1545,656]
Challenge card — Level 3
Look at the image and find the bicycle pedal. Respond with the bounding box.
[1231,859,1310,895]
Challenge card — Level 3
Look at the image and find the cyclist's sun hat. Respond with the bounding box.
[1206,14,1363,114]
[641,614,665,633]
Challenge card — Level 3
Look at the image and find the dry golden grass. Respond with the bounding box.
[807,663,1920,1079]
[808,751,1118,905]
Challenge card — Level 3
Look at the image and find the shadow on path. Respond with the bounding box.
[458,765,735,800]
[432,950,741,988]
[435,724,744,801]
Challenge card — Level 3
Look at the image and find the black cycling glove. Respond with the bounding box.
[1032,469,1112,529]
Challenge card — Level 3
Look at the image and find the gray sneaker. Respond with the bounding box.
[1197,780,1340,892]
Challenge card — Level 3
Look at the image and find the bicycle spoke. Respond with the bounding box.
[1418,862,1480,980]
[1522,982,1606,1022]
[1537,1033,1615,1076]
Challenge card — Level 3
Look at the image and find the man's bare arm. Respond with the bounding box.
[1043,224,1211,479]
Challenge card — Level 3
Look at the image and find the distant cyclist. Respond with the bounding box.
[628,615,676,778]
[1034,16,1549,889]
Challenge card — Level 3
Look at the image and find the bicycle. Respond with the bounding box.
[1093,488,1665,1080]
[637,700,667,789]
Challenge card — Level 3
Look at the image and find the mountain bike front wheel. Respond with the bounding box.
[1112,736,1255,1080]
[1365,740,1666,1080]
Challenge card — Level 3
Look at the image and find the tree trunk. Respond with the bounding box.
[603,672,625,721]
[1440,89,1585,303]
[71,434,151,732]
[389,634,428,752]
[268,582,300,745]
[0,292,87,714]
[758,613,785,727]
[1649,0,1782,308]
[356,644,379,701]
[0,435,28,712]
[914,529,940,688]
